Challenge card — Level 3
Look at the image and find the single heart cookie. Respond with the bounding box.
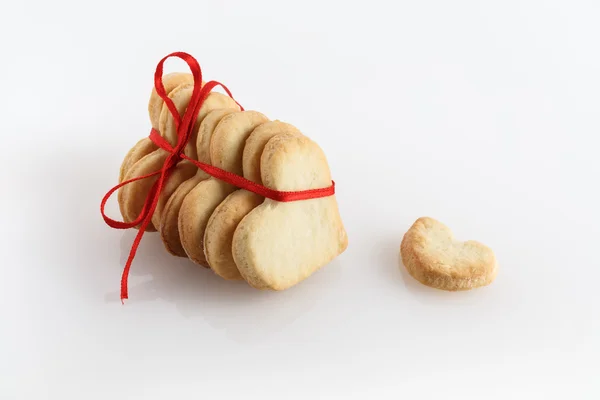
[118,149,168,231]
[203,121,303,280]
[118,137,158,183]
[242,120,303,184]
[147,72,194,130]
[232,134,348,290]
[150,160,197,230]
[400,217,498,291]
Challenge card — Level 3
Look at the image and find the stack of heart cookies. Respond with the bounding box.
[117,72,348,291]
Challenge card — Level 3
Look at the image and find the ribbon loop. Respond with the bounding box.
[153,52,202,134]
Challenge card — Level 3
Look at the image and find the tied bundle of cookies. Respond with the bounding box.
[101,52,348,301]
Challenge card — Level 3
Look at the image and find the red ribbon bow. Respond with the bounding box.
[100,52,335,302]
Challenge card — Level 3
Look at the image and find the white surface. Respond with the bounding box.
[1,1,599,398]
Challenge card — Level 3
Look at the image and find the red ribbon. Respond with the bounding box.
[100,52,335,302]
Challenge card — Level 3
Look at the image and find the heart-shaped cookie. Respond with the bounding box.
[203,121,303,280]
[150,160,197,230]
[400,217,498,291]
[178,110,269,267]
[118,137,158,184]
[232,134,348,290]
[158,108,238,257]
[147,72,194,130]
[118,150,168,231]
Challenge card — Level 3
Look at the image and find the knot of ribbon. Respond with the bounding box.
[100,52,335,303]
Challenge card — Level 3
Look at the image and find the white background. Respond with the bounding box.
[1,0,599,398]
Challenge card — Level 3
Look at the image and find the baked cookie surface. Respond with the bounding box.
[400,217,497,291]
